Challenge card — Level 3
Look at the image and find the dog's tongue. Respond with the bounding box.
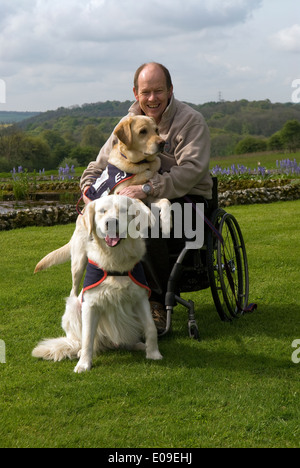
[105,235,120,247]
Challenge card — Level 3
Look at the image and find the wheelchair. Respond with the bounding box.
[162,177,255,339]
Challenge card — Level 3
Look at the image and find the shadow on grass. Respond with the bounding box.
[27,301,298,380]
[142,302,299,376]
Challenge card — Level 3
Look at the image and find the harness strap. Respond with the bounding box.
[82,259,151,302]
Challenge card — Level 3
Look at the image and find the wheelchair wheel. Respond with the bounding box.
[207,209,249,321]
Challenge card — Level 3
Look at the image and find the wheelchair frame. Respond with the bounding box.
[163,178,253,339]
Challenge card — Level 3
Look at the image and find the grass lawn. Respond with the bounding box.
[210,150,300,170]
[0,200,299,448]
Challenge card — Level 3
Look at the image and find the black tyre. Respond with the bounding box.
[207,209,249,321]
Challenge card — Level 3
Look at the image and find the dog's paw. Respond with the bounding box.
[144,169,152,179]
[146,350,163,360]
[74,360,92,373]
[125,342,146,351]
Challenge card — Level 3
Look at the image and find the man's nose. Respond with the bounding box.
[148,92,157,101]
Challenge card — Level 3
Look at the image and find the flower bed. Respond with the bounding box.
[1,159,299,230]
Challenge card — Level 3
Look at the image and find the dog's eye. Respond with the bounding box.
[99,208,107,214]
[155,128,159,135]
[139,128,147,135]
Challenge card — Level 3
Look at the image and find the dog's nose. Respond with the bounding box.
[105,218,119,233]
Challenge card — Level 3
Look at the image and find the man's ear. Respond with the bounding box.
[114,118,133,148]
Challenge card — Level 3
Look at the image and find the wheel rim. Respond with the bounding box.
[207,209,249,321]
[217,213,249,317]
[207,209,232,321]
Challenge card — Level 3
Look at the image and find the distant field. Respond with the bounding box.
[210,151,300,170]
[1,151,299,181]
[0,111,40,123]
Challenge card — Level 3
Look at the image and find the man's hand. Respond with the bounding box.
[118,185,147,200]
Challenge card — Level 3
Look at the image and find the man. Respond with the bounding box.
[80,62,213,334]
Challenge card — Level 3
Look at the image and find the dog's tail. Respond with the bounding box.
[32,295,82,362]
[32,337,81,362]
[34,242,71,273]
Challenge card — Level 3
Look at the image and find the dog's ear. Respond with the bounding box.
[83,201,96,236]
[114,118,133,147]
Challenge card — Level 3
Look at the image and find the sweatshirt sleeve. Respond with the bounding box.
[80,132,118,192]
[150,119,211,200]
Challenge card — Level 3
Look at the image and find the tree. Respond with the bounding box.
[280,120,300,152]
[18,135,51,170]
[81,124,106,148]
[235,136,267,154]
[69,146,99,166]
[0,130,50,171]
[268,132,284,151]
[41,130,65,150]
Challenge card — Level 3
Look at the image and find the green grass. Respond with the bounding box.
[0,201,299,448]
[210,150,300,170]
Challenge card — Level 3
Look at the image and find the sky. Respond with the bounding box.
[0,0,300,112]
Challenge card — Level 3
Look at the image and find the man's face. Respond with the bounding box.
[133,65,173,124]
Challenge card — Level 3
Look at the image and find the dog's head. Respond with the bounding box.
[114,116,165,163]
[85,195,155,248]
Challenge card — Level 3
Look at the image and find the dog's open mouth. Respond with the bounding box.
[105,234,122,248]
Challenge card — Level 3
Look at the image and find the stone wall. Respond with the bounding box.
[0,205,77,231]
[218,182,300,207]
[0,182,299,231]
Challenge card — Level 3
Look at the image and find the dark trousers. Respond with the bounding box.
[142,195,213,304]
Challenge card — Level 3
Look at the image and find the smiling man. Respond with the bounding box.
[133,63,173,124]
[80,62,213,334]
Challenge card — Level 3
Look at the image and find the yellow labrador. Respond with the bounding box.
[32,196,163,373]
[34,115,171,296]
[84,115,164,200]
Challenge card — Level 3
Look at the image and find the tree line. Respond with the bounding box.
[0,99,300,172]
[0,117,120,172]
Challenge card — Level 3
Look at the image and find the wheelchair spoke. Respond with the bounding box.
[206,209,232,321]
[217,213,249,317]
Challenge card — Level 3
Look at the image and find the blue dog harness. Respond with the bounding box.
[84,163,134,201]
[82,259,151,300]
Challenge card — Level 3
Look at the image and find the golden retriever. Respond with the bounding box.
[34,115,171,296]
[32,195,163,373]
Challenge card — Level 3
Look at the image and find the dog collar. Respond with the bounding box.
[120,152,150,165]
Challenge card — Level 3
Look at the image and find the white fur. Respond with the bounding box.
[32,196,162,373]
